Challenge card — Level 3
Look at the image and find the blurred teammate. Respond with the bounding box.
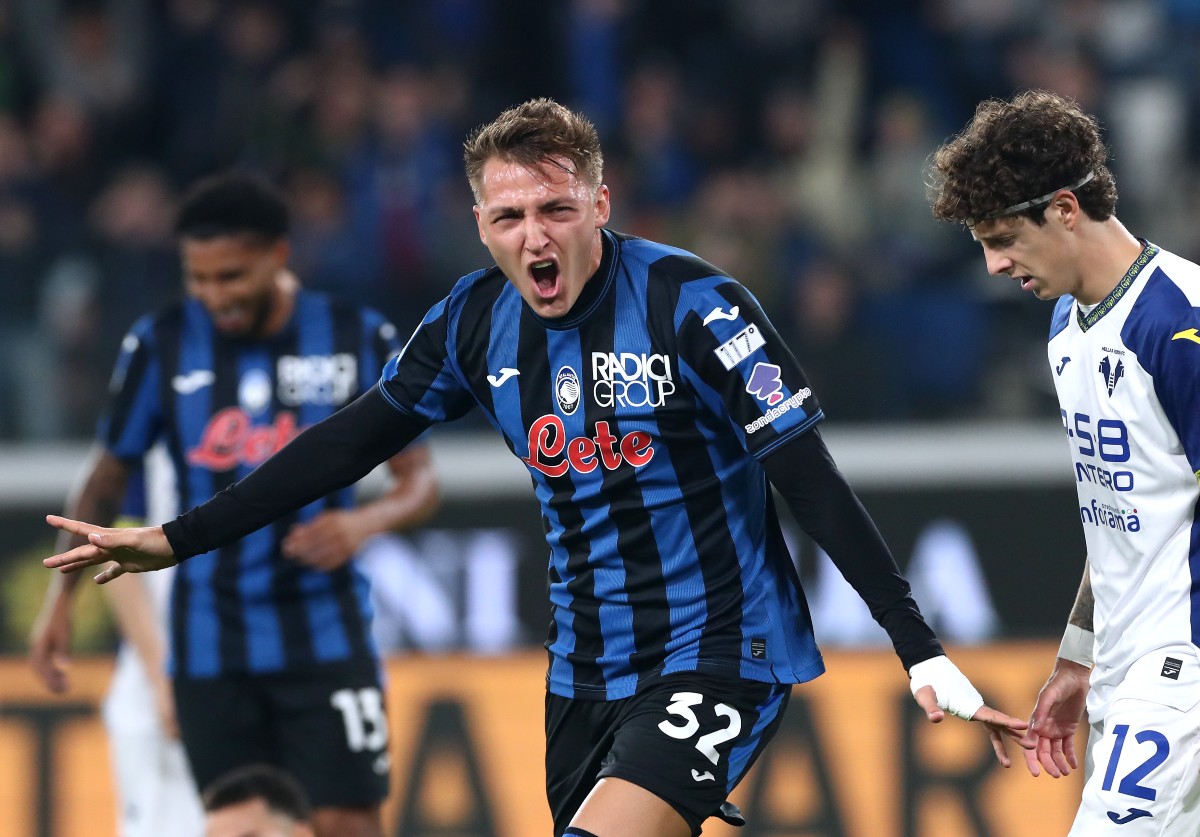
[30,171,439,837]
[929,89,1200,834]
[67,448,204,837]
[203,763,315,837]
[44,100,1025,837]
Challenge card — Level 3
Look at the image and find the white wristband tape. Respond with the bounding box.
[1058,624,1095,668]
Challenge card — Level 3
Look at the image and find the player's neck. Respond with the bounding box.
[1074,217,1145,306]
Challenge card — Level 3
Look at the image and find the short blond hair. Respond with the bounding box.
[463,98,603,202]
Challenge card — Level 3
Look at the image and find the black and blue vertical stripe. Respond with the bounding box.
[100,291,401,678]
[381,230,828,700]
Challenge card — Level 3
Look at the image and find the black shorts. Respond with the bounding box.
[174,658,390,808]
[545,671,791,836]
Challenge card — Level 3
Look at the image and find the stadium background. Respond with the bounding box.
[2,0,1191,833]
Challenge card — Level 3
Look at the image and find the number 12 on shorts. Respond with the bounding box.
[1101,724,1169,802]
[658,692,743,765]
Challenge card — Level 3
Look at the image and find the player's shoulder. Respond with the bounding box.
[125,300,189,348]
[1121,244,1200,361]
[1049,295,1074,340]
[441,264,510,322]
[1126,246,1200,332]
[613,230,732,289]
[295,289,398,333]
[1138,246,1200,308]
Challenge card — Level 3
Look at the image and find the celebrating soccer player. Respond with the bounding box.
[45,99,1027,837]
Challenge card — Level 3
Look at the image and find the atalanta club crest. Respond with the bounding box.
[556,366,580,415]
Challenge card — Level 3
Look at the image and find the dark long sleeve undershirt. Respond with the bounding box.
[761,429,943,671]
[163,385,425,559]
[165,388,942,670]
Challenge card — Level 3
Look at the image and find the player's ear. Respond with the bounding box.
[1051,190,1081,230]
[594,185,610,227]
[473,205,488,245]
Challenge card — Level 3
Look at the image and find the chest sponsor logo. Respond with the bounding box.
[1079,499,1140,532]
[714,324,766,370]
[591,353,674,409]
[522,415,654,477]
[188,407,302,471]
[1098,356,1125,397]
[555,366,581,415]
[278,353,357,406]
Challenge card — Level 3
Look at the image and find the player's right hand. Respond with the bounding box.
[153,673,181,740]
[43,515,179,583]
[29,592,72,693]
[1022,660,1090,778]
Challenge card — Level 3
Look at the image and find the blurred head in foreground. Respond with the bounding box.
[203,763,315,837]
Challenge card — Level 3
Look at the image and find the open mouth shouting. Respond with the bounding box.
[530,259,561,299]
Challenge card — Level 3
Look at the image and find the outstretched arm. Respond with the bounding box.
[761,430,1030,764]
[45,386,428,581]
[1023,563,1093,778]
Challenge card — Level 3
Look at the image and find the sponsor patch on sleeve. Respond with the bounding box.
[714,324,766,370]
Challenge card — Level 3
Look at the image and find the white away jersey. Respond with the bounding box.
[1048,242,1200,720]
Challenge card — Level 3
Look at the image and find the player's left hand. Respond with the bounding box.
[909,654,1032,768]
[281,510,365,571]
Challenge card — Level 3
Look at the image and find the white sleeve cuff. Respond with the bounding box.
[1057,624,1095,668]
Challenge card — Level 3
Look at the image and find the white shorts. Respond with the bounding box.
[107,727,204,837]
[1069,647,1200,836]
[104,647,203,837]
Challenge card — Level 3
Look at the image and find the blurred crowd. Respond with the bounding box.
[3,0,1200,439]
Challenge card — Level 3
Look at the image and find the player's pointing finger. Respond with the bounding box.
[46,514,102,536]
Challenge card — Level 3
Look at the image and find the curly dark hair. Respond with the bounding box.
[463,97,603,203]
[175,169,290,241]
[928,90,1118,226]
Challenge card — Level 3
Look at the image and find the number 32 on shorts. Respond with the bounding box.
[657,692,743,765]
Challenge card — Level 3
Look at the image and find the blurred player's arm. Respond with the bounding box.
[281,443,441,571]
[101,572,179,737]
[1024,562,1093,779]
[45,385,428,581]
[30,448,130,691]
[762,429,1030,764]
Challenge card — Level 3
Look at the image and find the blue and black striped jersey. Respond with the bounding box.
[380,230,827,700]
[100,290,402,678]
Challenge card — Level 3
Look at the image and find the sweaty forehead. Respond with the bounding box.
[478,157,589,205]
